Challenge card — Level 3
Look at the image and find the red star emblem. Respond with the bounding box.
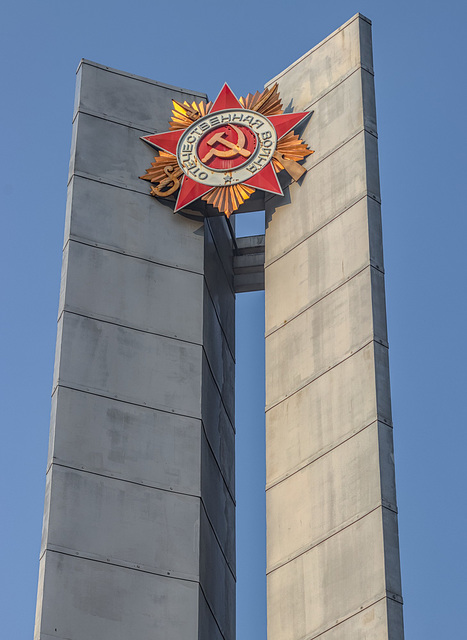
[141,84,310,214]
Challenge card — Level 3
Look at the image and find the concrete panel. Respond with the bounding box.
[299,65,377,167]
[33,552,46,638]
[368,196,385,271]
[371,259,389,343]
[201,347,234,426]
[378,421,398,509]
[35,551,199,640]
[49,386,201,494]
[362,64,378,135]
[265,132,374,264]
[43,465,200,580]
[61,240,204,343]
[65,176,204,274]
[267,509,388,640]
[383,507,404,597]
[70,112,157,191]
[201,358,235,495]
[266,343,381,485]
[266,268,381,407]
[289,66,366,171]
[199,507,235,640]
[203,282,235,413]
[266,422,393,571]
[267,14,372,112]
[265,197,372,332]
[387,599,405,639]
[312,598,397,640]
[55,312,202,419]
[76,60,207,131]
[206,215,235,291]
[201,432,235,571]
[39,462,52,560]
[365,127,381,200]
[204,219,235,352]
[199,588,225,640]
[376,342,393,426]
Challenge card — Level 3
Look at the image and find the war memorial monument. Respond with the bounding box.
[34,13,405,640]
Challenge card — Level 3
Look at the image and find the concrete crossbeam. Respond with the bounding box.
[234,234,265,292]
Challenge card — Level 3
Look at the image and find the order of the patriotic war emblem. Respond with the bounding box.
[140,83,313,217]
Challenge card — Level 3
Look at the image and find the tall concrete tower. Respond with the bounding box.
[34,13,404,640]
[264,14,404,639]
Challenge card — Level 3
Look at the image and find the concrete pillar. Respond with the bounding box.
[34,60,235,640]
[265,14,404,640]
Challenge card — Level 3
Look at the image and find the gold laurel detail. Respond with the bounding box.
[169,99,213,130]
[239,83,283,116]
[272,132,314,181]
[202,184,256,218]
[139,151,184,197]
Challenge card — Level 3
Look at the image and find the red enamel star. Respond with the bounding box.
[140,83,312,216]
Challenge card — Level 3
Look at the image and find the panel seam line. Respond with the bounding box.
[46,461,201,499]
[48,387,234,496]
[41,498,236,582]
[51,382,201,422]
[265,418,393,490]
[265,263,384,338]
[56,307,204,349]
[264,192,380,269]
[265,338,388,413]
[64,236,204,278]
[266,504,397,576]
[296,594,400,640]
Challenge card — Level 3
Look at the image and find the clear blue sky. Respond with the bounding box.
[1,2,466,638]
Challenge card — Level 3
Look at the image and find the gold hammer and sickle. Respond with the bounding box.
[201,124,251,164]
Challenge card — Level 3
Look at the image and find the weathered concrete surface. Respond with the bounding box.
[265,13,404,640]
[266,421,397,571]
[266,341,392,486]
[267,509,401,640]
[35,551,200,640]
[35,61,235,640]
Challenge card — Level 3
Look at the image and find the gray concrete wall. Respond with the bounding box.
[264,14,404,640]
[34,61,235,640]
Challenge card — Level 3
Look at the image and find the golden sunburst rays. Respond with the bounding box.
[201,183,255,218]
[139,151,184,197]
[272,131,315,181]
[239,83,283,116]
[169,99,213,131]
